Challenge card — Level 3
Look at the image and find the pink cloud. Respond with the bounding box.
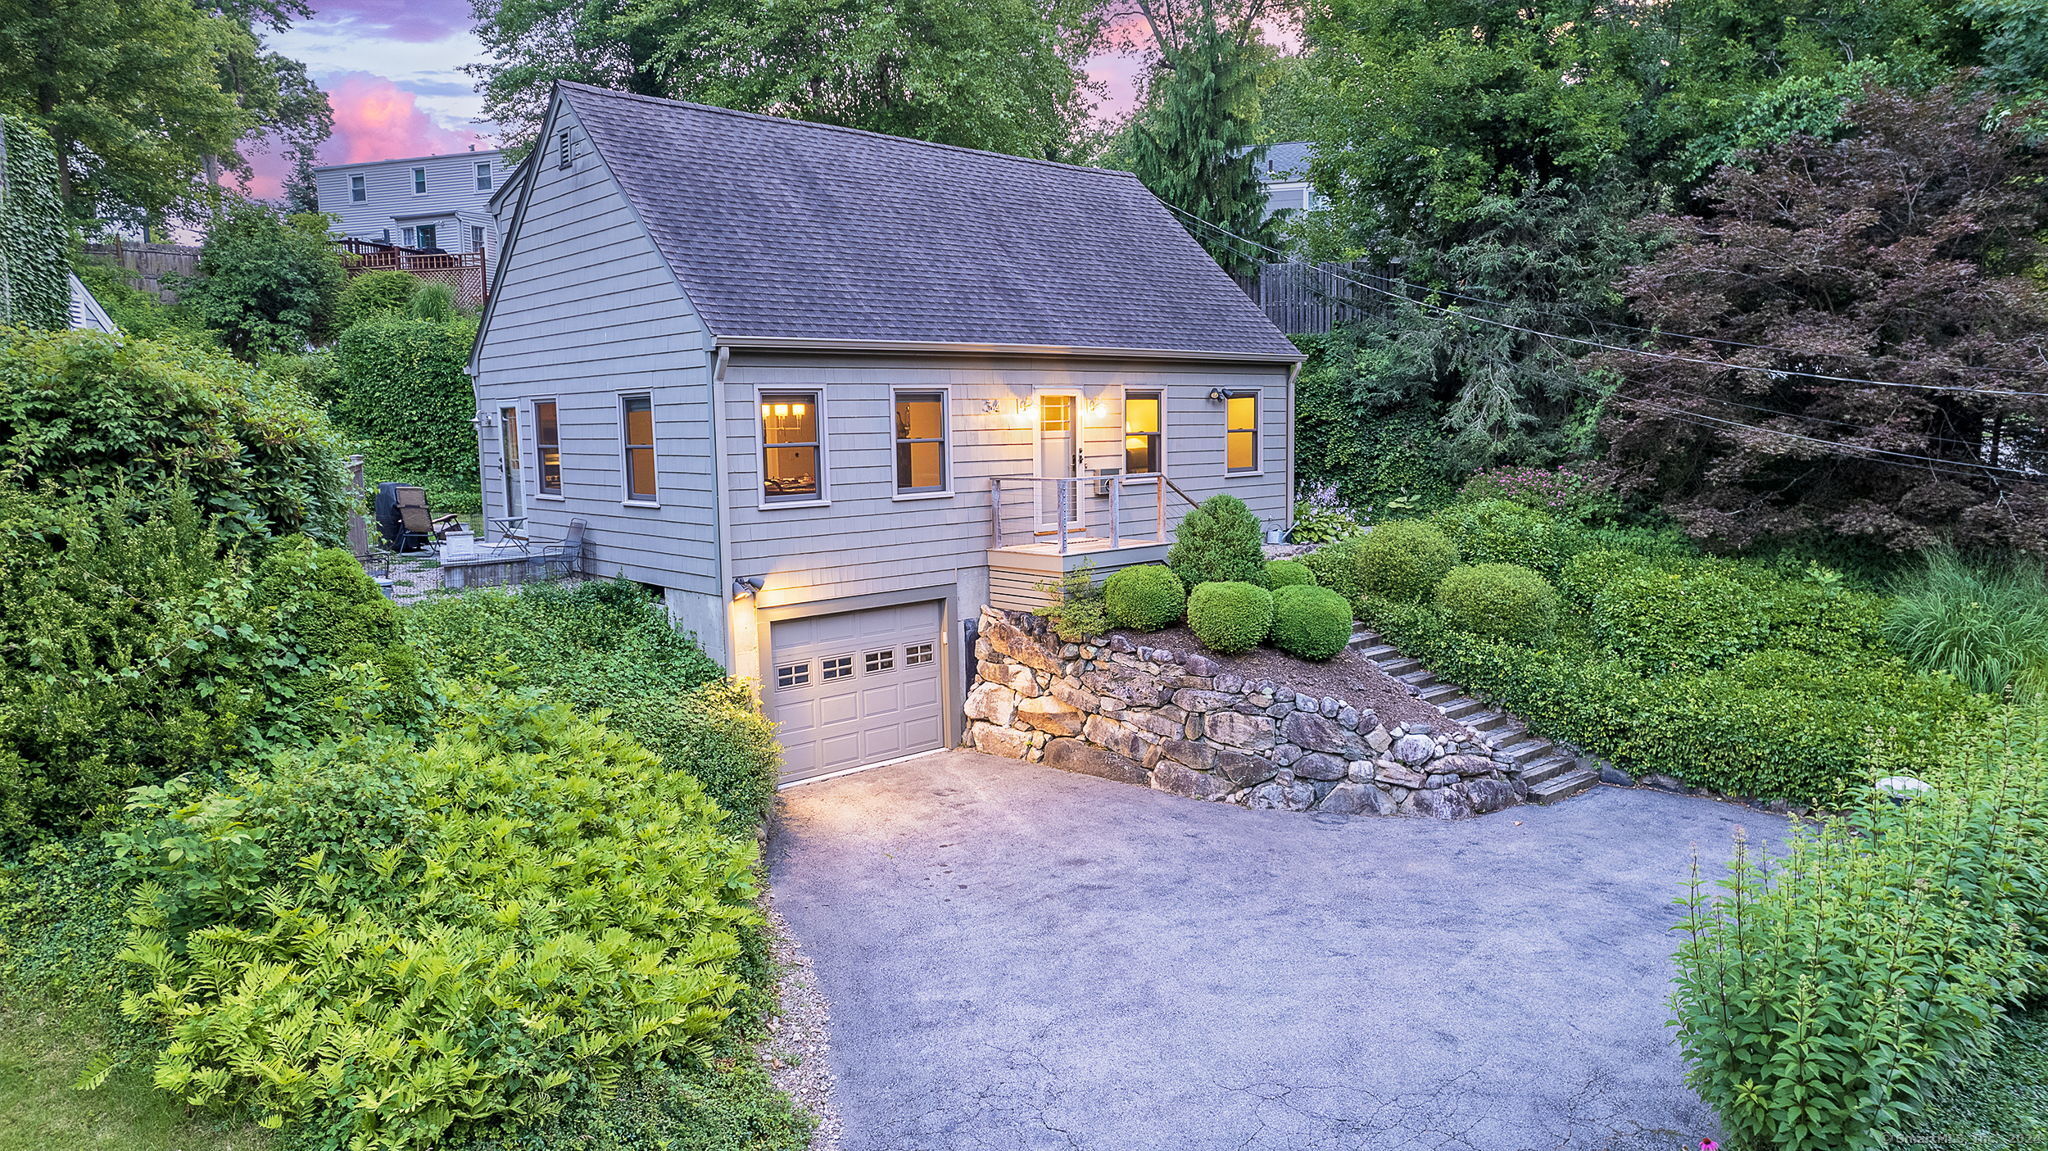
[235,71,491,201]
[1085,18,1301,121]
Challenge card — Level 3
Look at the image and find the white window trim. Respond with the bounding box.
[1120,385,1165,476]
[475,161,492,191]
[890,387,953,500]
[619,392,659,508]
[755,386,829,510]
[1223,388,1264,478]
[532,396,565,500]
[349,174,365,202]
[411,166,426,194]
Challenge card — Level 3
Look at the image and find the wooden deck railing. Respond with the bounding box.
[339,244,489,309]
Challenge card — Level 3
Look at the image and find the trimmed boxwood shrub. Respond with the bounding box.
[1167,493,1266,587]
[1355,520,1459,603]
[1431,499,1564,574]
[1264,559,1314,588]
[1104,563,1186,631]
[1434,563,1558,643]
[1302,534,1367,600]
[1270,584,1351,660]
[1186,581,1273,654]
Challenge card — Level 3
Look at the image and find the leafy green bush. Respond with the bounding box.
[454,1060,813,1151]
[1434,563,1558,643]
[1885,549,2048,698]
[0,328,348,541]
[1459,463,1620,524]
[113,686,760,1151]
[1167,493,1266,587]
[1289,482,1365,544]
[1263,559,1314,588]
[334,316,482,514]
[409,281,458,323]
[1355,519,1459,603]
[0,836,141,1021]
[1032,563,1108,642]
[259,347,342,406]
[1103,563,1185,631]
[1431,499,1564,573]
[74,260,213,343]
[1556,547,1647,608]
[1186,581,1273,654]
[1270,584,1351,660]
[334,270,419,330]
[177,202,348,358]
[1673,708,2048,1151]
[1300,534,1369,601]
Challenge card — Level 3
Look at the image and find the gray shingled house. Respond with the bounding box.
[470,82,1303,784]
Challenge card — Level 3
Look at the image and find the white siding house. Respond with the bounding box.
[472,83,1303,784]
[313,150,507,265]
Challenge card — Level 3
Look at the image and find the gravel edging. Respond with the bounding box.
[760,895,843,1150]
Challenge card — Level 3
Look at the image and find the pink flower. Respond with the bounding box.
[1701,1141,1719,1151]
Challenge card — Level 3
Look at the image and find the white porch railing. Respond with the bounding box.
[988,474,1198,554]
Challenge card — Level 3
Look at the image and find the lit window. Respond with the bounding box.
[1226,393,1259,473]
[1124,392,1161,474]
[775,662,810,689]
[349,174,365,202]
[412,166,426,193]
[761,392,820,502]
[622,395,656,502]
[535,401,562,494]
[894,391,947,493]
[904,643,933,667]
[475,161,492,191]
[822,655,854,681]
[864,649,894,673]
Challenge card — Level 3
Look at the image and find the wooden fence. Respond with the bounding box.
[82,241,201,303]
[344,246,488,310]
[1241,259,1396,334]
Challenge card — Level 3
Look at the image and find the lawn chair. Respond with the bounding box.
[392,486,460,553]
[528,518,588,576]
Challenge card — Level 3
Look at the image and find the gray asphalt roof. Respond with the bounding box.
[1257,141,1313,182]
[557,83,1301,359]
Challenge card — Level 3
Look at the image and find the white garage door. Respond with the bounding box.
[769,601,946,784]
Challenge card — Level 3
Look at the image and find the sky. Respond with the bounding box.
[244,0,1160,197]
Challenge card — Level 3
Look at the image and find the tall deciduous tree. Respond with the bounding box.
[471,0,1103,159]
[178,202,349,359]
[1602,87,2048,554]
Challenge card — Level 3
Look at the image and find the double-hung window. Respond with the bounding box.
[761,392,821,503]
[621,395,656,503]
[893,391,948,495]
[349,174,365,202]
[1124,391,1162,474]
[475,161,492,190]
[470,224,486,251]
[535,400,562,494]
[411,166,426,193]
[1225,392,1259,473]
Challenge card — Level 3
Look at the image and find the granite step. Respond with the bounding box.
[1378,657,1424,677]
[1396,669,1438,687]
[1438,698,1488,720]
[1499,738,1555,766]
[1417,684,1463,705]
[1527,766,1600,804]
[1517,754,1581,787]
[1356,643,1401,661]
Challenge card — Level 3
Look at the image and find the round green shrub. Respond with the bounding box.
[1355,520,1459,603]
[1433,563,1559,643]
[1270,584,1352,660]
[1264,559,1315,588]
[1302,535,1368,601]
[1431,499,1564,574]
[1186,581,1274,654]
[1104,563,1186,631]
[1167,493,1267,586]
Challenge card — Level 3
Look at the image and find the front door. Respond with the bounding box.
[500,406,524,520]
[1036,393,1082,533]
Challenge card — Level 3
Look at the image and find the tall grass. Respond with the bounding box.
[1885,550,2048,699]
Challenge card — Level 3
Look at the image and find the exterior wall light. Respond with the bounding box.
[731,576,763,600]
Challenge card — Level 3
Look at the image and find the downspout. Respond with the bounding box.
[1285,359,1301,537]
[708,345,736,669]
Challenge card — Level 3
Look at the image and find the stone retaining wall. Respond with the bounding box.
[964,607,1529,819]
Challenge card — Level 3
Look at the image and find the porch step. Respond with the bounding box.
[1527,766,1600,804]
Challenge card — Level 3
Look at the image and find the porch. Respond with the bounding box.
[985,474,1190,610]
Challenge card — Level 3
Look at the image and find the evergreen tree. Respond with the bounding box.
[1129,26,1270,277]
[281,146,319,214]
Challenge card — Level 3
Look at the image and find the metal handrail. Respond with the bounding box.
[988,474,1171,556]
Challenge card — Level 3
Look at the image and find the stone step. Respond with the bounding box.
[1378,657,1424,677]
[1438,698,1488,720]
[1416,684,1463,705]
[1396,669,1438,687]
[1463,710,1519,733]
[1527,767,1600,804]
[1517,754,1580,787]
[1355,643,1401,660]
[1499,738,1554,765]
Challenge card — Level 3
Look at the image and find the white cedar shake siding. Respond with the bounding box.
[469,104,727,656]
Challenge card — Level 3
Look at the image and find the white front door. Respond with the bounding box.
[1036,393,1082,533]
[499,406,524,520]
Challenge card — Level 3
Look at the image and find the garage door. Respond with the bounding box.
[769,601,946,784]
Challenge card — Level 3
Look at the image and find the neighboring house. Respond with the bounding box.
[67,273,115,332]
[313,149,506,265]
[471,82,1303,784]
[1256,142,1324,220]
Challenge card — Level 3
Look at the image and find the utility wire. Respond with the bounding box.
[1171,204,2048,400]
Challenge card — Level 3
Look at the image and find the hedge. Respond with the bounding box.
[1355,520,1460,603]
[0,115,67,331]
[1434,563,1558,643]
[1264,559,1315,588]
[1270,584,1351,660]
[334,316,482,513]
[1168,494,1266,586]
[1187,581,1273,654]
[1430,499,1565,574]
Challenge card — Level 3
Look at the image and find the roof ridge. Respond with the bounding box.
[555,82,1142,183]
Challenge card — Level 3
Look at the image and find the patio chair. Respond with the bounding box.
[392,486,460,553]
[528,518,588,575]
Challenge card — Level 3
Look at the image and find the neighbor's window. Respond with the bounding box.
[894,390,947,494]
[411,166,426,193]
[414,223,437,250]
[622,395,656,502]
[1124,391,1162,474]
[761,392,821,502]
[401,226,416,247]
[475,161,492,191]
[470,224,485,251]
[1226,392,1258,473]
[349,174,365,202]
[535,400,562,494]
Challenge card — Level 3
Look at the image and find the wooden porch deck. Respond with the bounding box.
[987,537,1170,611]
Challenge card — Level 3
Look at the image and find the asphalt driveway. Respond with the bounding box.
[769,750,1783,1151]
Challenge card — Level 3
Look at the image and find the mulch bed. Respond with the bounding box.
[1105,624,1459,732]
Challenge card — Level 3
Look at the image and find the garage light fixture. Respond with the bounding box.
[731,576,763,600]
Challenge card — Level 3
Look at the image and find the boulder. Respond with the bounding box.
[1050,679,1099,711]
[1083,714,1148,759]
[1153,760,1234,800]
[1245,769,1318,812]
[1316,781,1399,817]
[1406,787,1474,820]
[1016,695,1086,736]
[963,682,1019,727]
[1457,777,1520,815]
[1042,737,1147,786]
[1432,754,1497,777]
[1203,710,1279,751]
[1079,668,1173,708]
[970,722,1032,759]
[1291,752,1348,782]
[977,660,1040,697]
[1182,652,1220,676]
[1281,711,1368,758]
[1376,763,1427,789]
[1171,688,1238,713]
[981,614,1063,676]
[1391,733,1436,765]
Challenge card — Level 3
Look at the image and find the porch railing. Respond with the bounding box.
[988,474,1173,555]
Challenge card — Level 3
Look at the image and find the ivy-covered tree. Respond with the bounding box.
[1602,86,2048,555]
[0,114,68,330]
[178,202,348,358]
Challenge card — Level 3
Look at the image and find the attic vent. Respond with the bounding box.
[557,128,575,171]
